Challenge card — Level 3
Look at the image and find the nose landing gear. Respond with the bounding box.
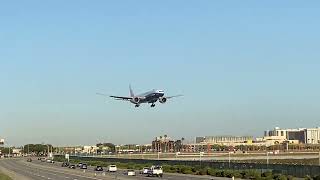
[135,104,140,107]
[151,104,155,108]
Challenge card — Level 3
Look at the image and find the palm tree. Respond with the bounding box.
[164,135,168,152]
[181,137,185,152]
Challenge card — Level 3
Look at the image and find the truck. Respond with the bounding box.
[147,165,163,177]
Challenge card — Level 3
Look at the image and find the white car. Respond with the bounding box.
[46,159,54,163]
[127,170,136,176]
[107,165,117,172]
[140,167,149,174]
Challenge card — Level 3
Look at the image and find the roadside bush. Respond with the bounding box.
[305,175,312,180]
[180,166,193,174]
[273,174,288,180]
[313,175,320,180]
[262,171,273,177]
[162,165,175,173]
[207,168,217,176]
[197,168,209,175]
[241,170,261,179]
[287,175,294,180]
[215,170,225,177]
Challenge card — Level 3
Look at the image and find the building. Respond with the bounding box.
[196,136,253,146]
[83,146,99,154]
[264,127,320,145]
[305,128,320,144]
[152,136,175,152]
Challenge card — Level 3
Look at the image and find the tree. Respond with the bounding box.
[181,138,185,152]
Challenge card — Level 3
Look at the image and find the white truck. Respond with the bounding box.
[147,165,163,177]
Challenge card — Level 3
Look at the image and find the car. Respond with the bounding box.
[61,162,70,167]
[140,167,149,174]
[127,169,136,176]
[69,164,76,169]
[46,159,54,163]
[77,162,83,167]
[80,164,88,169]
[27,158,32,162]
[107,165,117,172]
[40,158,46,162]
[95,166,103,171]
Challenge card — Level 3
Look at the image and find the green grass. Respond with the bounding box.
[0,173,12,180]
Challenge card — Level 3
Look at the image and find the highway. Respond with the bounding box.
[0,158,228,180]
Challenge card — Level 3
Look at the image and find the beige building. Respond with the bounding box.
[264,127,320,145]
[196,136,253,146]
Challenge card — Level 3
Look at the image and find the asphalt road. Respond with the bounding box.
[0,158,230,180]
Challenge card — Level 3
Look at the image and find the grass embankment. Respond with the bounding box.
[0,173,12,180]
[53,156,320,180]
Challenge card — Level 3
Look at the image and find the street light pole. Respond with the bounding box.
[318,150,320,166]
[266,152,269,169]
[229,152,231,168]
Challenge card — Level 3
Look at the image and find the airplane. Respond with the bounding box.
[97,85,182,107]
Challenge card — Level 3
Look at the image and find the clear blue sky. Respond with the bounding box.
[1,1,320,146]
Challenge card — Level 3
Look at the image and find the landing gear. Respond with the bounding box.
[135,104,140,107]
[151,104,155,108]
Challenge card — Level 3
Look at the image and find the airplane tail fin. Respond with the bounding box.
[129,84,134,97]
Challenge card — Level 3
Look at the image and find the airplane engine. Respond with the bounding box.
[159,97,167,104]
[132,97,140,104]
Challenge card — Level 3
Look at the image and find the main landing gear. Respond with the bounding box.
[151,104,156,108]
[135,104,140,107]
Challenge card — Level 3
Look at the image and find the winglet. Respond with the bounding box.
[129,84,134,97]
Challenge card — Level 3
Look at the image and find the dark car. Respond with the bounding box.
[95,166,104,171]
[69,164,76,169]
[61,162,70,167]
[80,164,88,169]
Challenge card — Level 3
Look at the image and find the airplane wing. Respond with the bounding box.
[166,95,183,99]
[96,93,132,101]
[110,95,132,101]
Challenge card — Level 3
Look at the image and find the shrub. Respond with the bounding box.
[241,170,261,179]
[305,175,312,180]
[207,168,217,176]
[313,175,320,180]
[262,171,273,177]
[180,166,193,174]
[273,174,288,180]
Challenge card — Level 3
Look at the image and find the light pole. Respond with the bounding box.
[8,146,11,158]
[266,152,270,169]
[200,152,204,167]
[228,152,231,168]
[318,150,320,166]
